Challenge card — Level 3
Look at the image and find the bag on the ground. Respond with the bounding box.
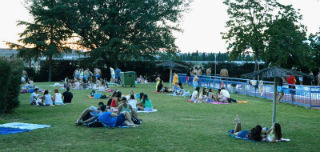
[87,120,104,128]
[132,115,142,125]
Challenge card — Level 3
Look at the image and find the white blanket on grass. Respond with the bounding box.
[137,109,158,113]
[0,122,51,130]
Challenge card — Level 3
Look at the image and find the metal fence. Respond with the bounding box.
[177,74,320,108]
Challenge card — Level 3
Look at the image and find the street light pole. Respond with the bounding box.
[215,53,217,77]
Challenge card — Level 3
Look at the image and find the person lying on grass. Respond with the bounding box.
[76,102,105,126]
[98,105,137,127]
[117,97,139,119]
[233,115,282,142]
[137,94,153,111]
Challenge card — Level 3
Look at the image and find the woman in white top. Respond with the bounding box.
[128,94,137,111]
[53,89,64,105]
[198,88,208,103]
[42,90,53,106]
[191,87,200,103]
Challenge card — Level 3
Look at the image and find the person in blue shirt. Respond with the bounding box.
[98,105,136,127]
[115,67,121,84]
[75,102,105,126]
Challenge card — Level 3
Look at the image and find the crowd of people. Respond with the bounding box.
[76,90,154,128]
[190,87,236,103]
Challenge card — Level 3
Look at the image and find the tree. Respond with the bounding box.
[7,0,73,81]
[264,6,309,69]
[222,0,284,71]
[65,0,190,66]
[307,30,320,70]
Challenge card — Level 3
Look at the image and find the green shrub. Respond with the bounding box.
[0,59,11,114]
[5,60,24,113]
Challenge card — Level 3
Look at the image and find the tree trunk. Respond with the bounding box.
[48,55,52,82]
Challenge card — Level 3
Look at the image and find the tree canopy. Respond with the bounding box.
[64,0,190,66]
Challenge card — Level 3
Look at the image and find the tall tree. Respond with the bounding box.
[222,0,283,71]
[65,0,190,66]
[307,29,320,70]
[7,0,73,81]
[264,5,309,69]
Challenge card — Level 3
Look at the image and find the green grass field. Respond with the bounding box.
[1,82,319,152]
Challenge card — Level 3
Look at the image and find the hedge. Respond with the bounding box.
[0,58,23,114]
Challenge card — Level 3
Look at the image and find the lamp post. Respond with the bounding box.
[214,53,217,77]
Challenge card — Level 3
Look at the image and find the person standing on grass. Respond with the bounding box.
[193,74,199,89]
[286,75,296,102]
[62,87,73,103]
[186,69,191,85]
[276,77,286,103]
[110,67,116,83]
[115,67,121,84]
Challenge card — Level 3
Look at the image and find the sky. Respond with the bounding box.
[0,0,320,53]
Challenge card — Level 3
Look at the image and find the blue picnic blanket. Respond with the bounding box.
[0,122,51,135]
[0,127,30,135]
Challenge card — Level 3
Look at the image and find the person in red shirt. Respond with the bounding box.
[286,75,296,102]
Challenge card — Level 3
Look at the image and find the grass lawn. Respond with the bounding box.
[1,82,320,152]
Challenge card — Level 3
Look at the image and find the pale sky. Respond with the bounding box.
[0,0,320,53]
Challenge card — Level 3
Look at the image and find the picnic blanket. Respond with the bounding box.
[227,130,290,142]
[49,83,63,87]
[209,102,229,105]
[0,122,51,135]
[237,101,248,103]
[0,127,30,135]
[137,109,158,113]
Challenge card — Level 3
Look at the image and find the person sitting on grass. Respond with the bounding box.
[62,87,73,104]
[191,87,200,103]
[157,80,164,92]
[217,88,231,103]
[98,105,137,127]
[233,115,282,142]
[107,91,118,107]
[137,92,144,101]
[53,89,64,105]
[137,94,153,111]
[41,90,53,106]
[207,89,213,102]
[76,102,105,126]
[30,88,41,105]
[199,88,208,103]
[110,91,121,110]
[128,94,138,111]
[117,97,138,119]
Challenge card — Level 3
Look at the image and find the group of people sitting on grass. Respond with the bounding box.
[190,87,237,103]
[77,90,153,128]
[232,115,283,142]
[106,90,153,112]
[30,87,73,106]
